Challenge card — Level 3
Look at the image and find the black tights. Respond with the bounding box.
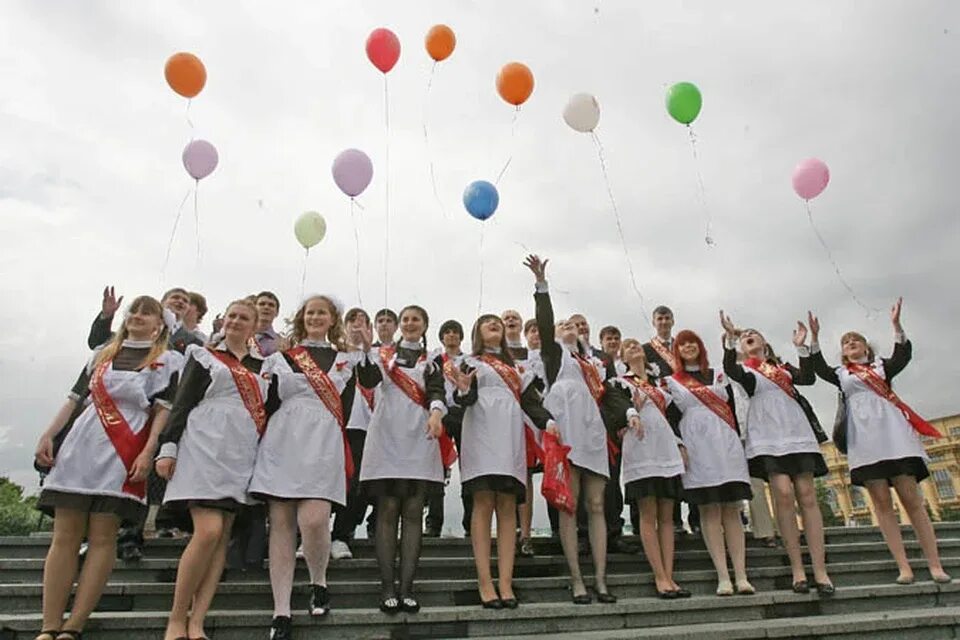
[375,492,426,599]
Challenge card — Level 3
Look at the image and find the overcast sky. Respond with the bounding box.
[1,2,958,531]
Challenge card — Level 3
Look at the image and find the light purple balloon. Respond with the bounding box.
[332,149,373,197]
[182,139,219,181]
[792,157,830,201]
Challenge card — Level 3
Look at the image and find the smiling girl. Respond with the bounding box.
[34,296,181,640]
[809,298,950,585]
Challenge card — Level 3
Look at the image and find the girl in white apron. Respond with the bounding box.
[809,299,950,585]
[719,312,833,595]
[664,330,754,597]
[249,295,363,639]
[355,305,448,614]
[34,296,181,640]
[155,299,270,640]
[614,338,689,599]
[517,316,547,556]
[524,255,618,605]
[453,314,556,609]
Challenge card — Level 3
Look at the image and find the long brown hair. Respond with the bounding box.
[95,296,169,368]
[289,295,348,351]
[470,314,515,366]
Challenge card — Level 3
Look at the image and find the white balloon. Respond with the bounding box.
[563,93,600,133]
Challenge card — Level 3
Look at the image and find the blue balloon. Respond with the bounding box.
[463,180,499,221]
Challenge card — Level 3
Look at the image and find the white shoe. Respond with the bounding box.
[330,540,353,560]
[296,543,304,559]
[716,579,734,596]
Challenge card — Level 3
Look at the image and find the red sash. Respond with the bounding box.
[380,347,458,467]
[480,354,543,467]
[288,347,354,484]
[648,339,679,373]
[623,374,668,418]
[208,348,267,436]
[744,358,796,398]
[846,363,941,439]
[673,371,737,431]
[572,353,605,404]
[89,360,151,499]
[358,384,375,411]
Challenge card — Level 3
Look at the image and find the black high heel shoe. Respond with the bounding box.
[481,598,504,609]
[815,582,835,596]
[594,589,617,604]
[501,597,519,609]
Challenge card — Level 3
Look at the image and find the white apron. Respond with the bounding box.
[743,368,821,460]
[620,386,685,484]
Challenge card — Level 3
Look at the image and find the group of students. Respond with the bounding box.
[31,255,952,640]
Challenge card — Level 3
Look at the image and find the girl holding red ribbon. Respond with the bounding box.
[354,304,449,615]
[719,313,833,596]
[155,298,272,640]
[453,314,557,609]
[663,330,755,597]
[34,295,181,640]
[809,298,951,585]
[248,295,362,639]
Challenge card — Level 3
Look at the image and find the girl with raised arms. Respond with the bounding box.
[34,296,182,640]
[809,298,950,585]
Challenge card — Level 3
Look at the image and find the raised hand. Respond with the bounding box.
[891,297,904,331]
[719,310,738,338]
[522,254,549,283]
[792,321,808,347]
[212,314,224,334]
[351,324,373,351]
[454,368,477,393]
[628,415,645,440]
[101,286,123,319]
[807,311,820,342]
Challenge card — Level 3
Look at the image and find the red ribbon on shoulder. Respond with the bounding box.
[672,370,736,431]
[208,348,267,436]
[846,363,941,439]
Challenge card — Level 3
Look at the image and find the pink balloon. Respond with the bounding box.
[366,28,400,73]
[182,140,218,180]
[332,149,373,197]
[792,158,830,200]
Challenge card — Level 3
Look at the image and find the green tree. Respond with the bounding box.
[816,479,843,527]
[0,476,51,535]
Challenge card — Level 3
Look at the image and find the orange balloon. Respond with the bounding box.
[165,52,206,99]
[425,24,456,62]
[496,62,534,106]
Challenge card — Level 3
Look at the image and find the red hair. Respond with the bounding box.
[673,329,710,372]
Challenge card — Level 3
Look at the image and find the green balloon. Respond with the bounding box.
[666,82,702,125]
[294,211,327,249]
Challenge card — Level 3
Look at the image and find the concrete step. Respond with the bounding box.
[0,557,956,614]
[1,539,957,584]
[0,583,957,639]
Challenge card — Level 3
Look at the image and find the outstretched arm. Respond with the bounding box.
[525,254,562,385]
[808,311,840,387]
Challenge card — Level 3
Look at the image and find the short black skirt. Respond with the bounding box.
[155,498,245,532]
[683,481,753,505]
[851,456,929,487]
[748,452,828,482]
[625,475,684,502]
[362,478,444,499]
[37,489,145,525]
[462,474,526,503]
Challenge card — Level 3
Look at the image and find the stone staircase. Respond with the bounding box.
[1,524,958,639]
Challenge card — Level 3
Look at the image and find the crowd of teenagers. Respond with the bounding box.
[31,254,952,640]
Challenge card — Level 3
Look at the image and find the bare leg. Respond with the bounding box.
[558,466,586,597]
[794,474,831,585]
[865,480,912,581]
[699,503,731,592]
[893,475,949,580]
[298,499,333,586]
[187,512,234,639]
[721,502,751,590]
[267,501,297,617]
[583,474,609,593]
[60,512,120,633]
[164,507,227,640]
[638,497,670,593]
[769,473,806,584]
[519,470,534,540]
[41,509,87,633]
[470,492,497,602]
[657,500,678,589]
[495,493,518,600]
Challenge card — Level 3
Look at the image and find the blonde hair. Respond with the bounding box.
[840,331,874,364]
[95,296,169,368]
[289,295,348,351]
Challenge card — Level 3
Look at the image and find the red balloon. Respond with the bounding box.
[366,28,400,74]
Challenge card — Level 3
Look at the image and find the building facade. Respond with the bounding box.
[818,413,960,525]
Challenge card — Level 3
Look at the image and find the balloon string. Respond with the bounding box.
[687,126,715,247]
[495,108,521,186]
[383,74,391,307]
[351,198,363,308]
[423,63,448,219]
[478,223,485,317]
[805,202,880,317]
[591,131,651,328]
[300,248,309,301]
[161,187,193,283]
[193,181,201,269]
[185,99,195,140]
